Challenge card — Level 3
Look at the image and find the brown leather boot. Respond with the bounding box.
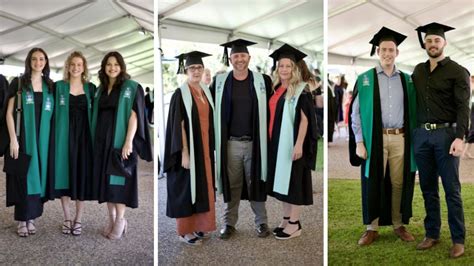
[450,243,464,258]
[358,230,379,246]
[394,226,415,242]
[416,237,440,250]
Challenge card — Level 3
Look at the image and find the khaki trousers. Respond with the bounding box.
[367,133,405,231]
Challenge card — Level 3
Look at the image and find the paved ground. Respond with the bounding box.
[328,130,474,182]
[158,170,323,266]
[0,159,154,265]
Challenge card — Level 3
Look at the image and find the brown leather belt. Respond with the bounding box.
[383,128,404,135]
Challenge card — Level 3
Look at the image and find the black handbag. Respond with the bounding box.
[106,148,137,178]
[3,152,31,176]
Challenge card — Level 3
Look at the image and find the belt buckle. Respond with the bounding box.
[424,123,431,130]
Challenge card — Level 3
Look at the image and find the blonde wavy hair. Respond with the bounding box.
[272,59,302,100]
[63,51,89,83]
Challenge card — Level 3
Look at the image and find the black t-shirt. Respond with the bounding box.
[229,75,252,137]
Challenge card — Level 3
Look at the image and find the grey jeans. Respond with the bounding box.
[222,140,268,227]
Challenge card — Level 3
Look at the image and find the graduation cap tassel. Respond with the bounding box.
[416,30,425,49]
[370,45,376,57]
[271,58,277,72]
[221,47,229,67]
[176,55,185,74]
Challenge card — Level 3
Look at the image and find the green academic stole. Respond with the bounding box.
[357,70,375,178]
[401,71,417,172]
[54,81,93,189]
[22,82,53,196]
[180,82,214,204]
[91,79,138,186]
[214,71,267,194]
[273,82,307,195]
[358,69,417,178]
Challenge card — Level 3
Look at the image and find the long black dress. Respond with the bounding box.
[5,81,45,221]
[54,94,94,200]
[92,84,151,208]
[267,86,318,205]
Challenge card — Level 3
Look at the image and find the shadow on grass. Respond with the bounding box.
[329,179,473,265]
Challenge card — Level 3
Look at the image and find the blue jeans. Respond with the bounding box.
[413,127,465,244]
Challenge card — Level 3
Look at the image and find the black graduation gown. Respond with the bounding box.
[468,102,474,143]
[4,77,55,221]
[348,70,415,225]
[145,93,154,124]
[335,84,344,122]
[92,83,152,208]
[164,88,215,218]
[267,86,318,205]
[0,74,9,156]
[53,82,96,200]
[209,71,272,203]
[327,85,336,142]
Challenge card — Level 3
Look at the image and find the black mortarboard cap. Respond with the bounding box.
[415,22,455,49]
[268,43,307,71]
[220,39,257,66]
[368,27,407,56]
[175,51,211,74]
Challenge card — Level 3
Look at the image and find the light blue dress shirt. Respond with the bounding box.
[351,64,405,143]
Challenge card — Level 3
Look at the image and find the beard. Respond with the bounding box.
[427,46,444,58]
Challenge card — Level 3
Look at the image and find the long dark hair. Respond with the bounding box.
[98,51,130,90]
[21,47,53,92]
[297,60,316,83]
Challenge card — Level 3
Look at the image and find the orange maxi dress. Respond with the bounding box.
[176,85,216,235]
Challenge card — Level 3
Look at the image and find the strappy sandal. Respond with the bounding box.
[71,221,82,236]
[273,216,290,235]
[17,224,29,237]
[27,220,36,235]
[62,220,72,234]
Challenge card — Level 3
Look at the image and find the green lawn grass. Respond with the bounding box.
[316,139,323,171]
[329,179,473,265]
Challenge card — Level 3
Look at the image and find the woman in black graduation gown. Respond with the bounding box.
[54,51,96,236]
[92,51,152,240]
[267,44,318,240]
[164,51,216,245]
[4,48,54,237]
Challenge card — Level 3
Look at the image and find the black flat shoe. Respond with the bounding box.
[275,220,302,240]
[179,235,202,245]
[219,225,236,240]
[256,223,270,238]
[193,231,210,239]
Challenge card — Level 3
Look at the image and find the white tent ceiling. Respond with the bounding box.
[0,0,154,84]
[328,0,474,72]
[158,0,324,60]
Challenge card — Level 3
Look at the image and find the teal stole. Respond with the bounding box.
[214,71,267,194]
[180,82,214,204]
[21,81,53,196]
[273,82,307,195]
[54,81,93,190]
[357,69,417,178]
[91,79,138,186]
